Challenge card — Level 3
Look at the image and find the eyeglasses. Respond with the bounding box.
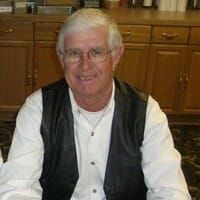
[60,47,114,63]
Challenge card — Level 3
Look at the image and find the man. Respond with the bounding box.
[0,8,191,199]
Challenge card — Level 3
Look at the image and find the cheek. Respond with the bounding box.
[66,69,76,81]
[104,59,115,74]
[62,65,76,82]
[99,65,114,82]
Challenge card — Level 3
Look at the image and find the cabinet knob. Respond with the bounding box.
[26,72,32,86]
[161,32,178,40]
[183,74,189,90]
[33,69,38,85]
[0,28,13,33]
[177,74,189,90]
[177,74,183,90]
[121,31,131,37]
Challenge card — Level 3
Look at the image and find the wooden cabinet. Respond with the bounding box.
[0,22,33,120]
[181,46,200,114]
[115,43,149,91]
[147,26,189,114]
[115,25,150,91]
[181,27,200,114]
[34,22,63,91]
[147,26,200,118]
[0,10,200,124]
[146,44,187,114]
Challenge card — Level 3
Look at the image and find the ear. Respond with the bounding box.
[112,45,124,72]
[56,49,65,70]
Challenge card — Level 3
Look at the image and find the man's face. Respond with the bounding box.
[58,26,123,101]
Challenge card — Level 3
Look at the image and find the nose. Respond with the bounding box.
[80,52,92,71]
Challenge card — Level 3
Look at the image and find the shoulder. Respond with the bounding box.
[114,78,148,103]
[42,78,67,95]
[20,89,42,114]
[14,89,43,138]
[146,96,167,124]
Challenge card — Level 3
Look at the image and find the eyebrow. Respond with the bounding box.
[64,46,106,51]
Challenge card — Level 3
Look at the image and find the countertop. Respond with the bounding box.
[0,8,200,26]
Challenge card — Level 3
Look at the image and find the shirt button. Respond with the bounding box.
[93,189,97,193]
[90,161,95,165]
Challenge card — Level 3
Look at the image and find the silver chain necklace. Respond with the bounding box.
[77,105,109,136]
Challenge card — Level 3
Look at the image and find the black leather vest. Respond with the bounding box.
[40,78,148,200]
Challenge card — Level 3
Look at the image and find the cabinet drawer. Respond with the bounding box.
[189,27,200,44]
[0,22,33,40]
[118,25,151,43]
[152,26,189,44]
[35,22,62,41]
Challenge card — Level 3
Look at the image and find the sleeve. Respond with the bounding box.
[0,149,3,172]
[0,90,43,200]
[141,96,191,200]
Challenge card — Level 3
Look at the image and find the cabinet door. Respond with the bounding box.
[181,46,200,114]
[146,44,187,114]
[0,41,33,116]
[114,43,149,91]
[33,41,63,91]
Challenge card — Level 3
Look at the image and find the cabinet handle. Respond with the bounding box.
[26,72,32,86]
[55,30,59,35]
[161,32,178,40]
[177,74,183,90]
[121,31,131,37]
[0,28,13,33]
[183,74,189,90]
[33,69,38,85]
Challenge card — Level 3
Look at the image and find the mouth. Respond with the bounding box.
[79,75,96,81]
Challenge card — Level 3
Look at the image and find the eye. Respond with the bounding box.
[66,49,81,57]
[89,48,104,57]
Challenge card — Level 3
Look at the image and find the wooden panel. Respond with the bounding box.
[118,25,151,43]
[151,26,189,44]
[35,22,62,41]
[33,41,63,91]
[181,46,200,114]
[189,27,200,45]
[114,43,149,91]
[146,44,187,114]
[0,22,33,41]
[0,41,33,112]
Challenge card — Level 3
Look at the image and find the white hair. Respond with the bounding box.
[56,8,122,54]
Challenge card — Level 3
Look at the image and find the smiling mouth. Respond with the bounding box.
[79,75,96,81]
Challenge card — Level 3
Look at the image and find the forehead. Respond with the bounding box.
[64,26,109,48]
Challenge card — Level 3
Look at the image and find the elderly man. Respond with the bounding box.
[0,8,191,200]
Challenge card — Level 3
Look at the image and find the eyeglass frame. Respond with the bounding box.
[58,47,114,63]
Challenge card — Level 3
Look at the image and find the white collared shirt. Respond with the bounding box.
[0,81,191,200]
[69,84,115,200]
